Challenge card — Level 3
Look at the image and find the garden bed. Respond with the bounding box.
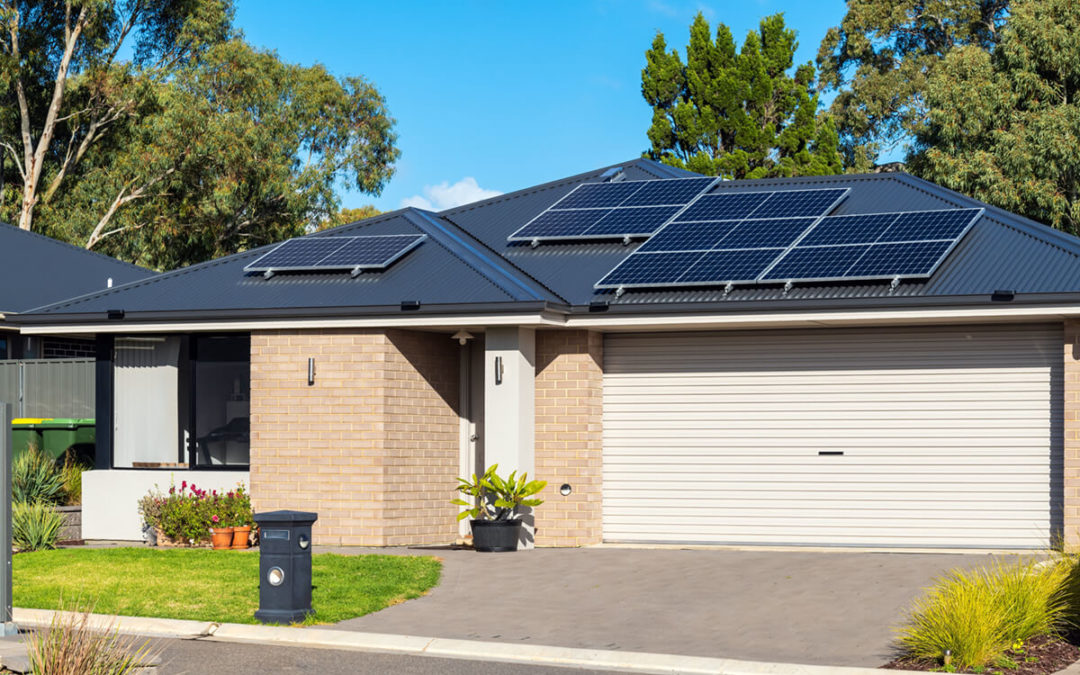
[884,634,1080,674]
[14,548,441,625]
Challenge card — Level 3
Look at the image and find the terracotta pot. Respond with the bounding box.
[211,527,234,550]
[231,525,251,549]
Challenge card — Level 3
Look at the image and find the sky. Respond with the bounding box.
[234,0,849,214]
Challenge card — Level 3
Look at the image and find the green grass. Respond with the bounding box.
[13,548,441,625]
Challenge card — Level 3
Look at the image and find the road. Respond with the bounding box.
[152,637,609,675]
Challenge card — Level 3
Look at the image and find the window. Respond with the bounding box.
[190,335,250,467]
[111,334,250,469]
[113,336,183,468]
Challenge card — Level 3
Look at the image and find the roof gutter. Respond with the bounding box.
[11,301,570,335]
[566,294,1080,330]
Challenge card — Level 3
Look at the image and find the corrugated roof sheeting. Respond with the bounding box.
[0,223,153,313]
[34,212,519,314]
[450,170,1080,307]
[18,158,1080,321]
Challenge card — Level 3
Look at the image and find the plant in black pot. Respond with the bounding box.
[452,464,546,552]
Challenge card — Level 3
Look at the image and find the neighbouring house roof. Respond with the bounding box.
[0,223,154,315]
[12,157,1080,327]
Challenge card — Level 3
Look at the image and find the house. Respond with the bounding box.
[0,222,153,359]
[10,158,1080,549]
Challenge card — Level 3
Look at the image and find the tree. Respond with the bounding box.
[313,204,382,232]
[817,0,1008,170]
[0,1,398,270]
[642,12,841,180]
[908,0,1080,234]
[0,0,233,233]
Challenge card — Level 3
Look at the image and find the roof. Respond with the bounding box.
[0,223,154,314]
[13,157,1080,326]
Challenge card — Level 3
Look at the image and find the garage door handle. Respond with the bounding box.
[818,451,844,456]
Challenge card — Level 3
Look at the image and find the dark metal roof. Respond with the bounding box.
[23,209,557,319]
[444,170,1080,309]
[14,157,1080,325]
[0,223,153,314]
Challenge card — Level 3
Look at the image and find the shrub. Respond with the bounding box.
[26,604,158,675]
[13,501,63,552]
[139,481,253,545]
[13,447,63,505]
[895,558,1071,669]
[60,452,91,506]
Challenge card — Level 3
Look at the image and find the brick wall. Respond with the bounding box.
[1065,320,1080,547]
[250,328,459,546]
[533,330,603,547]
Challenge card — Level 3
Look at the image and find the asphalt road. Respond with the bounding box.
[153,638,609,675]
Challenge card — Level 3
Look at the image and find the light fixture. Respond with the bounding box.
[494,356,504,385]
[560,483,572,496]
[298,533,310,550]
[267,566,285,586]
[307,357,315,386]
[452,330,474,346]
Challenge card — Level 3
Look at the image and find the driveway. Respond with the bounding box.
[322,546,994,668]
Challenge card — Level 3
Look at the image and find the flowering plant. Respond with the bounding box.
[138,481,254,545]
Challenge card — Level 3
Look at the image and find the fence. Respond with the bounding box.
[0,359,94,418]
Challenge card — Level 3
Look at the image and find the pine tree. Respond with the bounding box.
[642,13,841,180]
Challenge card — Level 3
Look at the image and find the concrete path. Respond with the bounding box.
[325,546,995,668]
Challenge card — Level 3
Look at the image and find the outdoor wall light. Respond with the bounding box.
[298,533,310,550]
[267,566,285,587]
[560,483,572,496]
[307,357,315,386]
[494,356,504,385]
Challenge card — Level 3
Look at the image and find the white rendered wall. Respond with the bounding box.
[483,327,535,546]
[83,470,250,541]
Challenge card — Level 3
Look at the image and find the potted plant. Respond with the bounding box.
[452,464,546,552]
[229,485,252,550]
[210,513,232,550]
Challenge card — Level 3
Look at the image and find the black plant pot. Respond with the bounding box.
[470,519,521,552]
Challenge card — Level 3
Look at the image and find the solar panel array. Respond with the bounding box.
[244,234,426,274]
[595,195,982,289]
[507,176,718,242]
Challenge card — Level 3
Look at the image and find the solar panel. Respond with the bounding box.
[508,176,719,242]
[595,204,982,290]
[747,189,849,219]
[244,234,425,274]
[760,208,982,283]
[595,188,850,289]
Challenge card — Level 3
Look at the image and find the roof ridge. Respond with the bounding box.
[403,209,557,303]
[438,211,568,304]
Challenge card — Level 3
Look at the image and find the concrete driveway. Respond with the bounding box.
[324,546,996,668]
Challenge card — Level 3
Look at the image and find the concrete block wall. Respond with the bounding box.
[533,330,604,547]
[250,328,459,546]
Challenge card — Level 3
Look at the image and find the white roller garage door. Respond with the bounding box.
[602,324,1062,548]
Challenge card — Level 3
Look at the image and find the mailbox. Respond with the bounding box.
[253,510,317,624]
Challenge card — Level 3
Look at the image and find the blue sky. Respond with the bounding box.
[234,0,849,213]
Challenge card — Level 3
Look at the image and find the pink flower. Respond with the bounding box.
[211,515,219,523]
[181,480,187,491]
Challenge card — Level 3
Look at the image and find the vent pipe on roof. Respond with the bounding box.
[107,277,113,288]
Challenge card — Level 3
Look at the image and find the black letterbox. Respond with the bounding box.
[253,510,318,624]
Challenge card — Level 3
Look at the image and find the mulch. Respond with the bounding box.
[883,634,1080,674]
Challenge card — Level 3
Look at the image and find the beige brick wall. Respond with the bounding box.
[1065,320,1080,547]
[533,330,603,547]
[250,328,459,546]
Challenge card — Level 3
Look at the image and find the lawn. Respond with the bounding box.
[13,548,441,625]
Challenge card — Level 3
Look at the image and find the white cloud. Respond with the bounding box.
[399,177,502,211]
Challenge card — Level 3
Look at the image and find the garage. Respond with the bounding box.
[602,323,1062,548]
